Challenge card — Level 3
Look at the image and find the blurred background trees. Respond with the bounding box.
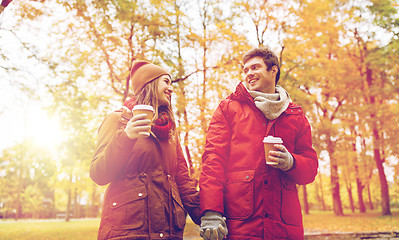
[0,0,398,220]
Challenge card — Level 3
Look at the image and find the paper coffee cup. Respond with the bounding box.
[132,105,154,136]
[263,136,283,165]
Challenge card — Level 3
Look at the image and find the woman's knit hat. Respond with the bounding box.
[130,60,170,95]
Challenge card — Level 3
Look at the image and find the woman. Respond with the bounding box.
[91,60,201,240]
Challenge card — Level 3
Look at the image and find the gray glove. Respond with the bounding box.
[269,144,294,171]
[199,211,228,240]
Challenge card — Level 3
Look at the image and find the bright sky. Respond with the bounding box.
[0,101,63,150]
[0,4,64,151]
[0,76,63,150]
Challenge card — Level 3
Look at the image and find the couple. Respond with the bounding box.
[90,47,318,240]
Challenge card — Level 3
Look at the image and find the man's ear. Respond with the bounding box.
[272,65,279,75]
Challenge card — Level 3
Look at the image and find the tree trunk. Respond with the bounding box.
[16,192,22,220]
[353,142,366,213]
[318,173,326,211]
[327,138,343,216]
[65,173,73,222]
[374,144,391,215]
[356,176,366,213]
[365,67,391,216]
[367,184,374,210]
[347,184,355,213]
[331,162,343,216]
[182,107,194,177]
[199,4,209,138]
[16,162,23,220]
[51,189,56,218]
[90,183,98,218]
[74,187,79,218]
[303,185,310,214]
[344,147,354,213]
[66,188,71,222]
[176,83,195,180]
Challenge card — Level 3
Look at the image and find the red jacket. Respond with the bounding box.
[199,83,318,240]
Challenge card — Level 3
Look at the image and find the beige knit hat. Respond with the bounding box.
[130,60,170,95]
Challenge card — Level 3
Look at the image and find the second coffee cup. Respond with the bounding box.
[263,136,283,165]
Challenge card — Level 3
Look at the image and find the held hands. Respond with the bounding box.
[269,144,294,171]
[124,114,152,139]
[199,211,228,240]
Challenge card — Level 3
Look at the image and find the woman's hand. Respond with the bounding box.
[124,113,152,139]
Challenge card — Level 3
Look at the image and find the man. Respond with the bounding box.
[199,47,318,240]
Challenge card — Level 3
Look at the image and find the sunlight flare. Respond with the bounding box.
[25,107,63,148]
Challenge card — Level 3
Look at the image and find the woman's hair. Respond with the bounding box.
[134,77,176,140]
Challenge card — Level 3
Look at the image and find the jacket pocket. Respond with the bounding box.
[280,177,302,226]
[170,179,187,230]
[224,170,255,219]
[109,185,147,230]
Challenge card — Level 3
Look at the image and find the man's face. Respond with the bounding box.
[243,56,277,93]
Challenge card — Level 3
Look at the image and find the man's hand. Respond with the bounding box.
[269,144,294,171]
[124,113,152,139]
[199,211,228,240]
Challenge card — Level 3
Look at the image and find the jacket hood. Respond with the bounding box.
[229,82,255,103]
[228,82,262,113]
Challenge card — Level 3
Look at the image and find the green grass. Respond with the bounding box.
[1,210,399,240]
[0,219,100,240]
[0,218,201,240]
[303,210,399,233]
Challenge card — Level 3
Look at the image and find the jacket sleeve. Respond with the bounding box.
[90,111,138,186]
[199,101,231,215]
[175,140,202,225]
[285,114,318,185]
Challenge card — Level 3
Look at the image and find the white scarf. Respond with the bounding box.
[247,85,291,120]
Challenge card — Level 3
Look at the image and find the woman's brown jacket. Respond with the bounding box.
[91,108,201,240]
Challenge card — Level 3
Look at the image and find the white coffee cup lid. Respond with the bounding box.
[133,105,154,112]
[263,136,283,143]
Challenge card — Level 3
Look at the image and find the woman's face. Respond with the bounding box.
[157,75,173,106]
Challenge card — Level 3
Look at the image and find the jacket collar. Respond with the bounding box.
[228,82,298,113]
[228,82,258,111]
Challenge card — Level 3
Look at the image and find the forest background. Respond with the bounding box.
[0,0,398,222]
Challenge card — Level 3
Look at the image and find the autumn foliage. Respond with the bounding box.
[0,0,398,220]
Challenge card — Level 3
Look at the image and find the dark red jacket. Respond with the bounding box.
[200,83,318,240]
[91,108,201,240]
